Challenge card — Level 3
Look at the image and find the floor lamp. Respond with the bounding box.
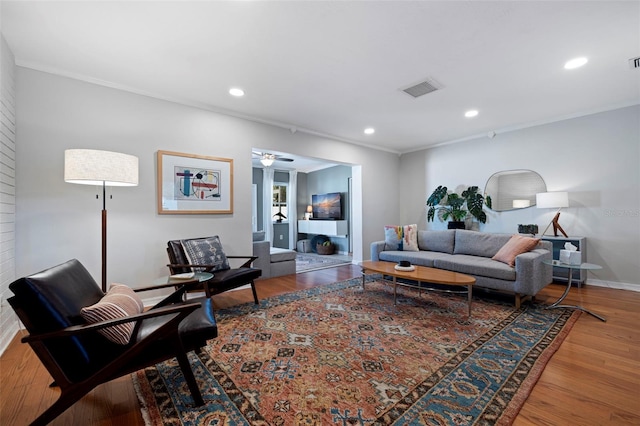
[536,191,569,238]
[64,149,139,292]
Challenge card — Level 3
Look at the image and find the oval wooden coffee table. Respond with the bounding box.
[360,260,476,317]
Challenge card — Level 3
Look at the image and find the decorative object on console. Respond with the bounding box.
[64,149,139,292]
[485,170,546,211]
[426,185,492,228]
[384,224,419,251]
[518,224,539,235]
[304,204,313,220]
[536,191,569,237]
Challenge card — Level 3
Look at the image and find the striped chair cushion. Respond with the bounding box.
[80,284,144,345]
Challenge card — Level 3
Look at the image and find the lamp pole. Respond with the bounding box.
[101,181,107,292]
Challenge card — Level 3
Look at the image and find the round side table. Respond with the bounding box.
[542,260,605,322]
[154,271,214,286]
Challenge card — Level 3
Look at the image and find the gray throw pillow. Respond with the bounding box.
[181,236,230,271]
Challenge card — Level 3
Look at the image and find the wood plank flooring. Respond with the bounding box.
[1,264,638,425]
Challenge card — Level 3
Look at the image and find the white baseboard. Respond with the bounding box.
[586,279,640,292]
[0,321,21,357]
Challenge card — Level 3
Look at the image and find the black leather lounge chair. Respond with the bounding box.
[166,235,262,304]
[8,258,217,426]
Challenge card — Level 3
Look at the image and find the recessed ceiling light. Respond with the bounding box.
[564,57,588,70]
[229,87,245,97]
[464,110,479,118]
[364,128,375,135]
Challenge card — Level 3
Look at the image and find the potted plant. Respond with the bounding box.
[426,185,492,229]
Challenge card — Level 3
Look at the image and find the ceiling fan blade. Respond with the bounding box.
[277,157,294,162]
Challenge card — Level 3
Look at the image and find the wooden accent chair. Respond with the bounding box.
[8,259,217,426]
[167,236,262,304]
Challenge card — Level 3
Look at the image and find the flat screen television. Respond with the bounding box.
[312,192,342,220]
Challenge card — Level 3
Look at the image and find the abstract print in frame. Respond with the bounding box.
[157,150,233,214]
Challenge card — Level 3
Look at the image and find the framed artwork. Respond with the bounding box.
[157,150,233,214]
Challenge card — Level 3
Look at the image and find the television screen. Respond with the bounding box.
[312,192,342,220]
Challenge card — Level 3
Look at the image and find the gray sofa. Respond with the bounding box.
[371,229,552,307]
[252,231,297,279]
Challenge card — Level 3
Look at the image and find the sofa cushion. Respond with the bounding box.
[181,236,230,271]
[492,234,541,267]
[384,224,419,251]
[80,284,144,345]
[252,231,265,242]
[434,255,517,281]
[379,250,452,268]
[418,230,455,254]
[270,247,297,263]
[453,230,511,258]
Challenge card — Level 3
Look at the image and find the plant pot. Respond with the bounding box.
[447,221,465,230]
[316,243,334,255]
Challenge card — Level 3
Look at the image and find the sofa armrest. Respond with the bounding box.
[370,241,386,261]
[252,240,271,278]
[514,248,553,296]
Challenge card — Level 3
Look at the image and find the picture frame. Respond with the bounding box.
[157,150,233,214]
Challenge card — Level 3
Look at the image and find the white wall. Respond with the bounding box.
[399,105,640,289]
[0,34,17,354]
[14,68,400,296]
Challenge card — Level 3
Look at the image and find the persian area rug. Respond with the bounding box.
[295,253,353,273]
[133,277,579,425]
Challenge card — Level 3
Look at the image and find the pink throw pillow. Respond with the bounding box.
[492,235,540,267]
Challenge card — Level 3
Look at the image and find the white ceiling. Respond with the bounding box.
[2,1,639,155]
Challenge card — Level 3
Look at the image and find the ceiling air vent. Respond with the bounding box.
[401,78,442,98]
[629,56,640,69]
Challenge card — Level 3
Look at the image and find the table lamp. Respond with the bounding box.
[536,191,569,237]
[65,149,139,291]
[305,205,313,220]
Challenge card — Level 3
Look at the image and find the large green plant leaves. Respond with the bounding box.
[427,185,490,224]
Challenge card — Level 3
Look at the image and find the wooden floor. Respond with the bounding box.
[1,264,639,425]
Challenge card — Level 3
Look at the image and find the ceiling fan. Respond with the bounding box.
[252,151,294,166]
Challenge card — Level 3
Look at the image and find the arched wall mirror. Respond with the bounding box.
[484,170,546,211]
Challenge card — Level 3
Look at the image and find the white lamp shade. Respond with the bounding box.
[65,149,139,186]
[536,191,569,209]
